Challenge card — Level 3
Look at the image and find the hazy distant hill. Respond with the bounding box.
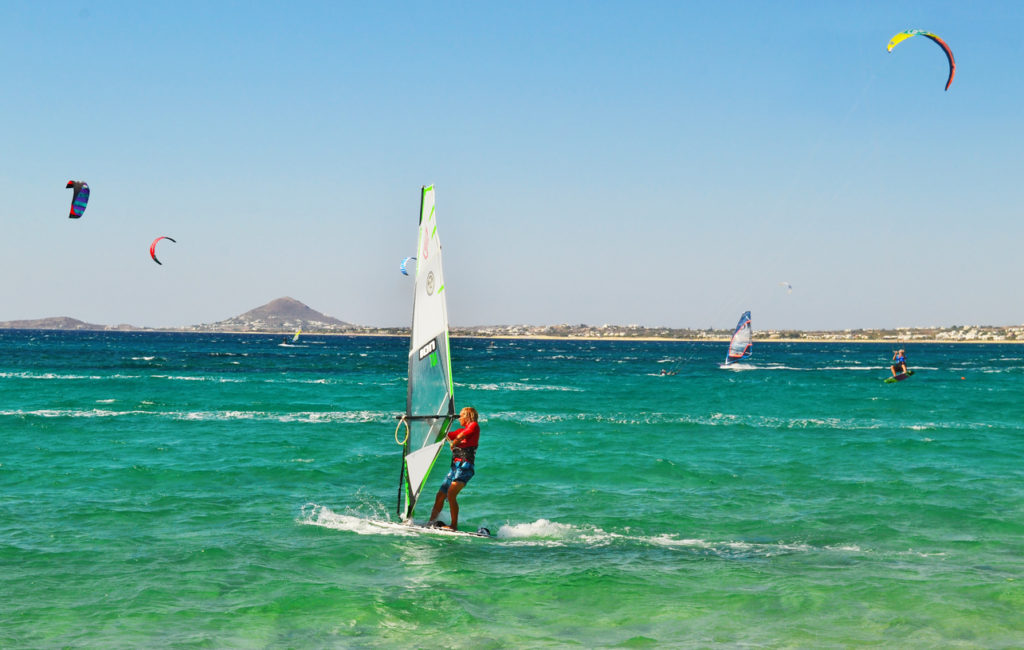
[0,297,353,333]
[196,297,353,332]
[0,316,112,330]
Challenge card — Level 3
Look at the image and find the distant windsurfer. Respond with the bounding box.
[891,349,908,377]
[428,406,480,531]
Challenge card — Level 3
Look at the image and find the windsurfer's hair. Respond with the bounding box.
[460,406,478,422]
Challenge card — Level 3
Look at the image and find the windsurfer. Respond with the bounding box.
[428,406,480,531]
[891,349,908,376]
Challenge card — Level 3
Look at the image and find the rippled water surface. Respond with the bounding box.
[2,331,1022,647]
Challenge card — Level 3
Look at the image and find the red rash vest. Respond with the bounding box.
[447,421,479,449]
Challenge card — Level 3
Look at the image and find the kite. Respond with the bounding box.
[149,236,176,265]
[400,256,416,276]
[66,181,90,218]
[779,281,793,294]
[887,30,956,91]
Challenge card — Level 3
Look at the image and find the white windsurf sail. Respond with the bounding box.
[725,311,752,365]
[292,328,301,343]
[397,185,455,522]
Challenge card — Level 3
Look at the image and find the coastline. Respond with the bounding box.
[3,296,1020,343]
[455,335,1023,344]
[3,326,1018,345]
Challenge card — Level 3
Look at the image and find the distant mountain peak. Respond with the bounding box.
[204,297,352,332]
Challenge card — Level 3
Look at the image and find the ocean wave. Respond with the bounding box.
[0,408,148,418]
[150,374,248,383]
[485,410,993,432]
[0,408,392,423]
[174,410,391,423]
[148,374,344,385]
[720,363,756,371]
[296,509,957,561]
[496,518,578,539]
[0,371,106,380]
[465,382,583,393]
[498,521,874,558]
[300,504,419,537]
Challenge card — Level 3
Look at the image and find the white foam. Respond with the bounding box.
[496,518,577,539]
[0,408,145,418]
[0,371,104,380]
[466,382,583,393]
[720,362,756,371]
[174,409,389,423]
[299,508,871,558]
[0,408,391,424]
[300,505,418,537]
[151,374,246,383]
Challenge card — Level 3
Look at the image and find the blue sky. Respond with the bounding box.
[1,1,1021,330]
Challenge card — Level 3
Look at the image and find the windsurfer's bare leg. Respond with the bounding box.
[446,481,465,530]
[428,490,446,522]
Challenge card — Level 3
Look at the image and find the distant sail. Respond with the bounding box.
[292,328,301,343]
[397,185,455,522]
[725,311,752,365]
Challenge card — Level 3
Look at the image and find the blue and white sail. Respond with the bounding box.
[725,311,753,365]
[397,185,456,522]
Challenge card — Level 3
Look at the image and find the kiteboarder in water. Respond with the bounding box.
[428,406,480,531]
[891,349,908,377]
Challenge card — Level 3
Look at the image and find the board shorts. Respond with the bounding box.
[439,460,475,492]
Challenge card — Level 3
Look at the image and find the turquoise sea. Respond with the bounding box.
[1,330,1022,647]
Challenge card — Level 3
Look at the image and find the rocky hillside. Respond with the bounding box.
[0,316,109,330]
[0,297,353,333]
[195,297,353,332]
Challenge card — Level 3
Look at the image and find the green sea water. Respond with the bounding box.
[1,330,1022,647]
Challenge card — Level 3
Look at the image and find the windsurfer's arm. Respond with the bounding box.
[447,427,465,447]
[447,421,477,447]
